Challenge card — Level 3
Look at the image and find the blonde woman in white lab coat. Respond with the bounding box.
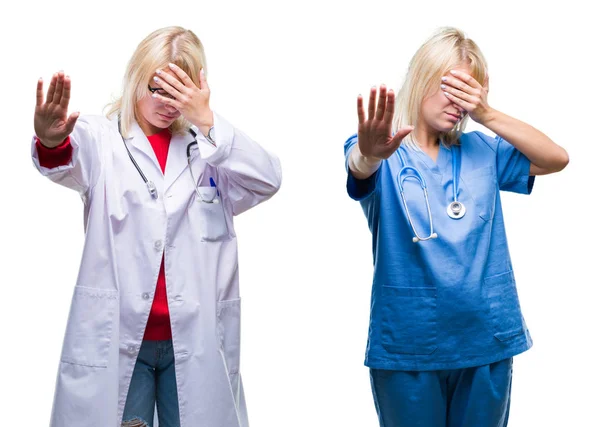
[32,26,281,427]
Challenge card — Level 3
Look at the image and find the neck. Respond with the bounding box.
[414,123,440,150]
[140,123,163,137]
[136,114,162,136]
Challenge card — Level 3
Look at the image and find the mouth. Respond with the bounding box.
[445,112,461,121]
[158,113,178,120]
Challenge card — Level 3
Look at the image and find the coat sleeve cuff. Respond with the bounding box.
[192,112,234,166]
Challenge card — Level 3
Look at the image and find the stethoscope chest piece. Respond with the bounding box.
[447,201,466,219]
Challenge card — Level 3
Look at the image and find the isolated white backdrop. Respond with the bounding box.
[2,1,598,425]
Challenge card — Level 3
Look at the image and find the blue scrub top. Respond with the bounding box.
[345,131,535,371]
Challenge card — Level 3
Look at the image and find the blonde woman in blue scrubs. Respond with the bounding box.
[344,27,569,427]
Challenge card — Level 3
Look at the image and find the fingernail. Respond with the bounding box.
[153,76,159,82]
[168,63,175,68]
[444,92,449,96]
[450,70,457,75]
[441,84,446,89]
[441,76,447,82]
[156,69,162,75]
[201,69,205,76]
[152,94,157,98]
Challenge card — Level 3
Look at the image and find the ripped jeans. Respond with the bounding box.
[121,340,180,427]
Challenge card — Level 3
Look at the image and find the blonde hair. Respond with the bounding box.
[106,26,207,137]
[393,27,487,148]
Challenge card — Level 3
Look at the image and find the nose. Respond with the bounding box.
[452,104,466,116]
[164,103,178,113]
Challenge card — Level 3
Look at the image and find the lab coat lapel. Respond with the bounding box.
[112,118,165,197]
[125,121,163,174]
[164,129,198,193]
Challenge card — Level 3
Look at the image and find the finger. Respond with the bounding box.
[46,73,58,104]
[199,68,209,91]
[449,69,480,91]
[152,75,182,100]
[443,91,473,111]
[155,70,186,93]
[389,125,414,147]
[357,94,366,124]
[442,75,477,95]
[367,87,376,121]
[60,76,72,110]
[36,78,44,107]
[375,85,387,121]
[151,93,182,110]
[53,72,65,105]
[65,112,80,134]
[383,89,396,124]
[483,74,490,92]
[167,63,195,88]
[442,86,477,104]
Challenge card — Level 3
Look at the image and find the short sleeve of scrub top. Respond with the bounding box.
[474,131,535,194]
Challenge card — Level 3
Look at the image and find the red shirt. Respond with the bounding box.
[36,129,173,341]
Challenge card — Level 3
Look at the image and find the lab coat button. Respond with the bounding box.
[154,240,162,251]
[142,292,150,300]
[127,346,136,354]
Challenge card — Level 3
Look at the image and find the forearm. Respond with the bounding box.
[348,144,382,179]
[481,109,569,174]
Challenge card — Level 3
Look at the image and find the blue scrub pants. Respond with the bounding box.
[370,358,513,427]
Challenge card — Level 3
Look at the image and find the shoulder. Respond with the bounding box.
[78,114,112,127]
[459,130,501,154]
[76,115,115,135]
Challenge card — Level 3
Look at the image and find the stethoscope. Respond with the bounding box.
[396,144,465,243]
[118,119,219,204]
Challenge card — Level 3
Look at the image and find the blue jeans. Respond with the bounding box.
[122,340,180,427]
[370,358,513,427]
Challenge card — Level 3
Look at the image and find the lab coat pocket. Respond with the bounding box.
[61,286,118,368]
[217,298,241,375]
[196,186,230,242]
[485,271,526,342]
[462,165,497,221]
[381,286,437,355]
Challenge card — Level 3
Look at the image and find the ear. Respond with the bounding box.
[483,74,489,93]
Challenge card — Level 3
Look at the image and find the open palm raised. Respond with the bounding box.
[34,71,80,148]
[357,85,413,160]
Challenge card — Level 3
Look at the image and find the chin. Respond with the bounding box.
[437,123,456,133]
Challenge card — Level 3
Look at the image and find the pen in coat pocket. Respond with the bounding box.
[209,177,220,196]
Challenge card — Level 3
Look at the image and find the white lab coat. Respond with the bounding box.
[31,113,282,427]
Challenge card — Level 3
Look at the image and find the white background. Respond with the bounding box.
[2,1,598,425]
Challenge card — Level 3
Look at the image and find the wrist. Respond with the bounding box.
[349,145,381,178]
[194,111,214,137]
[37,136,66,149]
[355,144,380,165]
[478,107,499,127]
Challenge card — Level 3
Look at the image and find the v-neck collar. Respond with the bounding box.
[413,143,450,177]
